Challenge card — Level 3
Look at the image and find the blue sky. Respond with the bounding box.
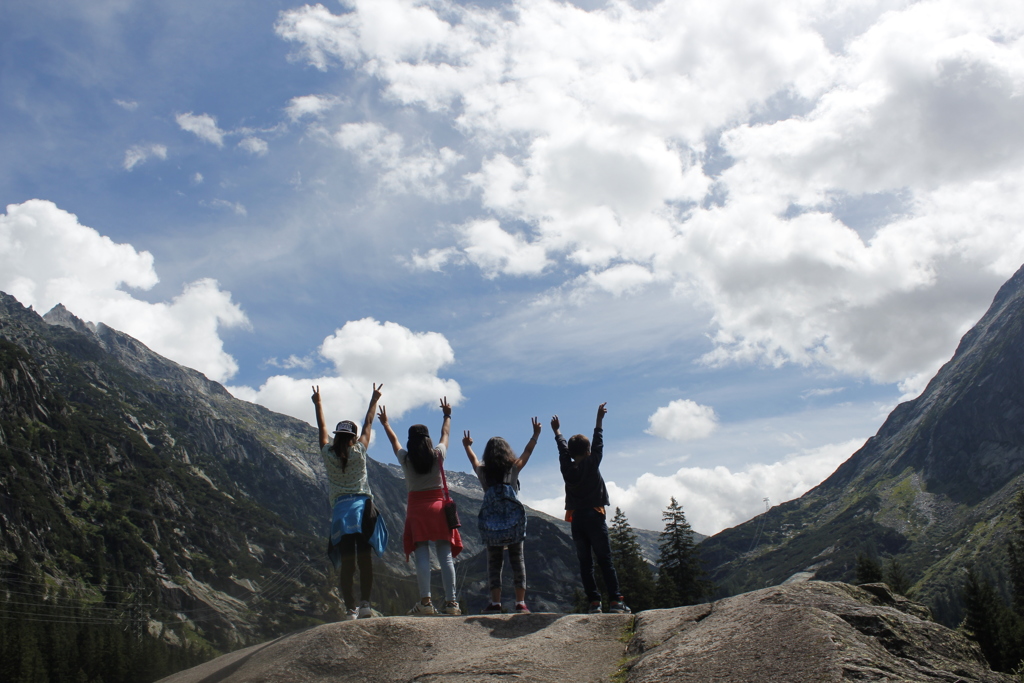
[3,0,1024,535]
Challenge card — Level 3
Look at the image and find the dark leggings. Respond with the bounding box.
[338,532,373,607]
[487,542,526,590]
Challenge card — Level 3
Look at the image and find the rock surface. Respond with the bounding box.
[626,581,1010,682]
[159,581,1008,683]
[157,612,631,683]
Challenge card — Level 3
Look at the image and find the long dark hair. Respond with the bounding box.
[330,432,356,471]
[482,437,516,488]
[406,424,436,475]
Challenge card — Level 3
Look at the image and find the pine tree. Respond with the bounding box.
[609,508,656,612]
[962,568,1011,671]
[654,567,678,608]
[854,552,883,584]
[884,557,912,597]
[656,497,711,607]
[1008,490,1024,614]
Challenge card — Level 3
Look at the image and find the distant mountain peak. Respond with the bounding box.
[700,262,1024,626]
[42,302,97,335]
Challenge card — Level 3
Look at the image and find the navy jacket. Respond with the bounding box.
[557,427,610,511]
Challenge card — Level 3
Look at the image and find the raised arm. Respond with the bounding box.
[462,431,480,470]
[439,396,452,449]
[515,416,542,471]
[377,405,402,455]
[358,383,383,449]
[592,402,607,464]
[552,414,571,470]
[312,386,329,448]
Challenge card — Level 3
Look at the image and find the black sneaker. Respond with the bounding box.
[588,601,603,613]
[483,602,503,614]
[609,599,631,614]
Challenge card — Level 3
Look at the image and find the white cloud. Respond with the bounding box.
[333,121,462,199]
[267,354,316,370]
[238,136,268,155]
[0,200,248,382]
[646,399,719,442]
[285,94,340,121]
[176,112,226,147]
[206,199,247,216]
[409,246,462,272]
[460,219,549,278]
[525,438,864,535]
[587,264,657,297]
[274,0,1024,390]
[230,317,462,426]
[114,99,138,111]
[123,143,167,171]
[192,172,204,184]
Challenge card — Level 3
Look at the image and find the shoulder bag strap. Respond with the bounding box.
[438,450,452,503]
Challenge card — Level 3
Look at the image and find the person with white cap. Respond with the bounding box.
[312,383,383,620]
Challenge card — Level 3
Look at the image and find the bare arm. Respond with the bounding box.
[439,396,452,449]
[377,405,402,455]
[312,386,329,448]
[515,416,542,471]
[550,414,562,440]
[358,383,383,449]
[462,431,480,470]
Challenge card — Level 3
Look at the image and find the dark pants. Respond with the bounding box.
[487,542,526,590]
[338,532,373,608]
[571,507,620,603]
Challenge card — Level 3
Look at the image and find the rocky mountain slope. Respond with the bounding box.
[700,263,1024,624]
[0,291,610,656]
[157,581,1009,683]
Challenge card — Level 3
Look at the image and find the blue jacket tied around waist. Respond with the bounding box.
[328,494,388,571]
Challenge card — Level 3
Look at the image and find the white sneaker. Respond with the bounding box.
[358,601,373,619]
[345,608,358,621]
[408,601,436,616]
[444,600,462,616]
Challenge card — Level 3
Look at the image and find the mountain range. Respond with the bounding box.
[6,257,1024,664]
[699,263,1024,624]
[0,290,630,656]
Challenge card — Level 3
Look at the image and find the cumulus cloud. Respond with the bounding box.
[460,219,549,278]
[0,200,248,382]
[176,112,226,147]
[229,317,462,426]
[333,121,462,199]
[238,136,268,155]
[647,399,719,442]
[409,246,463,272]
[123,143,167,171]
[526,438,864,535]
[276,0,1024,390]
[286,94,341,121]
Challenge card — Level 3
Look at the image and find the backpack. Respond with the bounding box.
[478,480,527,546]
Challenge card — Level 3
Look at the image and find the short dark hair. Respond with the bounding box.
[567,434,590,461]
